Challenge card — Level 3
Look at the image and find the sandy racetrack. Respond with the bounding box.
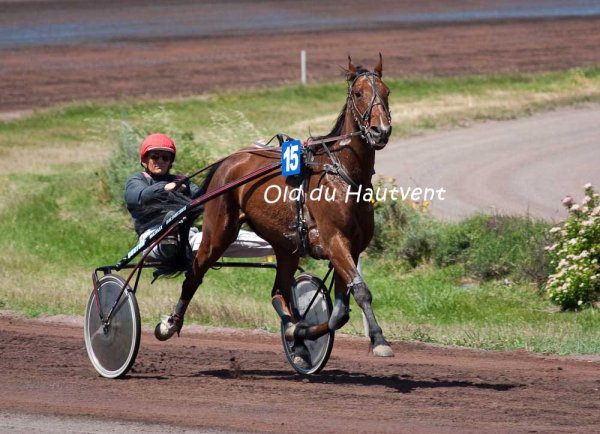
[1,314,599,433]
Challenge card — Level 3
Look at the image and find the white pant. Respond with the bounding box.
[140,227,274,260]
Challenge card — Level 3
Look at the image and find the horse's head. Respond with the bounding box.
[347,54,392,150]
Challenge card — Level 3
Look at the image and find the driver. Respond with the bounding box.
[125,133,199,238]
[125,133,273,339]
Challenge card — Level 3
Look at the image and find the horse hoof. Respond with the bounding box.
[373,344,394,357]
[293,355,312,369]
[154,315,182,341]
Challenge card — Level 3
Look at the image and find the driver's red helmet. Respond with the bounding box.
[140,133,177,162]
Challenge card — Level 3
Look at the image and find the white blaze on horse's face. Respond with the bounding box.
[350,74,392,150]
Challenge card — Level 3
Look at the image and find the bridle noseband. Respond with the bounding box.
[347,72,392,149]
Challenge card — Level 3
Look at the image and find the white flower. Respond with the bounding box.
[584,183,593,189]
[571,204,580,211]
[578,300,583,306]
[550,226,561,234]
[582,195,591,204]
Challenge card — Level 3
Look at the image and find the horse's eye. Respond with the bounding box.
[354,91,362,98]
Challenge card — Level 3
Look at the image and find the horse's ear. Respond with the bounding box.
[347,56,358,80]
[374,53,383,78]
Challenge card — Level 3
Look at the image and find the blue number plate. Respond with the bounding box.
[281,140,302,176]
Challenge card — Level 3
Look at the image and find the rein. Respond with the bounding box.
[181,72,388,191]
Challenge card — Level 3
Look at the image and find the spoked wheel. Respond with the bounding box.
[281,273,334,375]
[84,274,141,379]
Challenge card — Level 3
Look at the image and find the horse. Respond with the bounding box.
[160,55,394,364]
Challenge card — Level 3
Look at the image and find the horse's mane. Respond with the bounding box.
[308,66,369,143]
[309,103,347,142]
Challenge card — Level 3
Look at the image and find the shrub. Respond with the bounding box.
[433,214,550,282]
[369,178,439,266]
[369,179,550,281]
[545,184,600,310]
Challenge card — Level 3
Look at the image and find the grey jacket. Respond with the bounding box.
[124,172,201,234]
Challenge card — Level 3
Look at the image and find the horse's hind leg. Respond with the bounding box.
[155,204,240,341]
[269,252,316,368]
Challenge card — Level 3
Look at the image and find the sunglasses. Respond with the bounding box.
[148,153,172,162]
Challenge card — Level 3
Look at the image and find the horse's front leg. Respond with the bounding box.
[328,239,394,357]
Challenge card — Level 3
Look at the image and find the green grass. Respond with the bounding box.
[360,263,600,354]
[1,67,600,355]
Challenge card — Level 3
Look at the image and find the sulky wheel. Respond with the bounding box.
[84,274,141,379]
[281,273,334,375]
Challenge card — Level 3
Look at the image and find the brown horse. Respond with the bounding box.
[158,55,394,362]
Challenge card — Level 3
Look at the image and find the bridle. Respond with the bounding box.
[347,72,392,149]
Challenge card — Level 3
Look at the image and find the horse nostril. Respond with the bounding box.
[371,125,391,137]
[369,126,381,137]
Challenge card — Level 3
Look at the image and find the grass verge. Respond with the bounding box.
[1,67,600,354]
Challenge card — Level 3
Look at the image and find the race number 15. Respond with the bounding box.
[281,140,301,176]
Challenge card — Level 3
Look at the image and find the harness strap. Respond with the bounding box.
[295,175,310,256]
[321,143,359,190]
[304,131,362,148]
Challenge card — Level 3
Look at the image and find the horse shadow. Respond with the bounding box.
[192,368,518,394]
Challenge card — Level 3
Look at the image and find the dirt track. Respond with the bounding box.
[2,1,600,111]
[1,313,599,433]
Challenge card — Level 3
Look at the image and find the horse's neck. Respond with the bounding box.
[331,108,375,187]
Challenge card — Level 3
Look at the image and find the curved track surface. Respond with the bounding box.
[1,313,600,433]
[377,104,600,221]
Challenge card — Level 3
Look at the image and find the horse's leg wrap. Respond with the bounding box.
[349,276,394,357]
[292,321,330,341]
[181,268,203,301]
[328,297,350,331]
[174,299,190,319]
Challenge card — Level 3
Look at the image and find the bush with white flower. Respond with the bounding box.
[545,184,600,309]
